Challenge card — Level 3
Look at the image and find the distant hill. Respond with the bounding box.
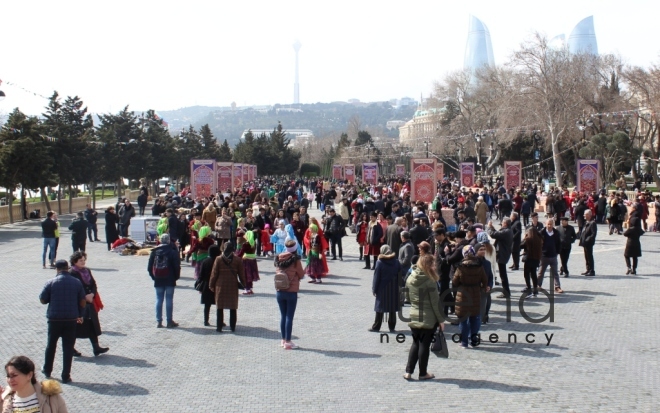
[155,102,416,145]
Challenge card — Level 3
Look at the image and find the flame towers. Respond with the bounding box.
[464,15,495,71]
[293,40,301,104]
[567,16,598,55]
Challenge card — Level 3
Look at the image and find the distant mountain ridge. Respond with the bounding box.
[153,102,416,145]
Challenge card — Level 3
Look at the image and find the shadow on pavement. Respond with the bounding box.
[102,331,127,337]
[319,282,360,287]
[297,348,381,359]
[91,268,119,272]
[76,354,155,368]
[468,342,566,358]
[298,289,342,295]
[232,326,298,340]
[429,378,540,392]
[68,381,150,396]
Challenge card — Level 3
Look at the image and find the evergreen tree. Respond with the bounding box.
[233,130,255,163]
[354,130,373,146]
[218,139,232,161]
[199,123,222,160]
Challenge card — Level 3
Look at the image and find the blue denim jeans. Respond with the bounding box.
[155,286,175,324]
[459,315,481,347]
[42,237,57,266]
[276,291,298,341]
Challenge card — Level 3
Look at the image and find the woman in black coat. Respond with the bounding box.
[196,244,221,326]
[69,251,109,357]
[623,211,644,275]
[369,245,401,332]
[105,206,120,251]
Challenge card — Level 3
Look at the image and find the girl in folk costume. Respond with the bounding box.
[304,224,327,283]
[304,218,329,275]
[260,223,274,257]
[272,221,288,255]
[236,230,260,295]
[186,213,202,261]
[157,214,168,237]
[191,225,214,280]
[356,212,369,261]
[285,223,303,256]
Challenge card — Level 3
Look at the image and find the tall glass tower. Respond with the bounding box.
[464,15,495,71]
[567,16,598,55]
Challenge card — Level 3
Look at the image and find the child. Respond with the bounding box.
[237,230,260,295]
[304,224,327,283]
[260,223,274,257]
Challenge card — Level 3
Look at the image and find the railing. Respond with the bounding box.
[0,196,91,224]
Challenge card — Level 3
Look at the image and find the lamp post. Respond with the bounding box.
[475,133,483,175]
[576,117,594,144]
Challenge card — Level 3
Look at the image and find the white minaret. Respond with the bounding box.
[293,40,301,104]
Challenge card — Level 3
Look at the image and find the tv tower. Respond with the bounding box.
[293,40,301,104]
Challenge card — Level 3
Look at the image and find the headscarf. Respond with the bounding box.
[222,242,235,258]
[198,225,212,240]
[310,224,318,233]
[285,224,302,255]
[380,245,392,255]
[244,230,256,247]
[462,245,476,258]
[476,231,490,244]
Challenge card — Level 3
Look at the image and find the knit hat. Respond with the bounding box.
[462,245,476,258]
[476,231,490,244]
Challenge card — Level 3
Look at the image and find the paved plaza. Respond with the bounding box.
[0,205,658,412]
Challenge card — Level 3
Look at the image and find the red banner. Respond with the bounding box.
[504,161,522,191]
[233,163,243,189]
[410,158,436,203]
[247,164,254,181]
[460,162,475,187]
[343,164,355,183]
[436,163,444,182]
[332,164,343,180]
[362,163,378,185]
[190,159,216,199]
[243,163,249,183]
[217,162,233,193]
[395,164,406,177]
[577,159,600,194]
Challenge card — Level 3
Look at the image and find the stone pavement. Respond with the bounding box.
[0,206,658,412]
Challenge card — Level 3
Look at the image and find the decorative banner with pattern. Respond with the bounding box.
[504,161,523,190]
[395,164,406,177]
[362,163,378,185]
[332,164,343,180]
[242,163,249,183]
[247,164,254,181]
[343,164,355,183]
[217,162,233,192]
[249,165,257,181]
[233,163,243,189]
[410,158,436,203]
[577,159,601,194]
[190,159,216,199]
[436,163,444,182]
[460,162,475,187]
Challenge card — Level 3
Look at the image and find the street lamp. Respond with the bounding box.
[475,133,483,174]
[576,118,595,144]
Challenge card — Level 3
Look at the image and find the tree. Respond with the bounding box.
[218,139,232,161]
[233,130,255,163]
[199,123,222,160]
[354,130,372,146]
[579,132,641,186]
[0,109,54,222]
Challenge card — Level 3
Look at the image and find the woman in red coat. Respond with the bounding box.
[355,213,368,261]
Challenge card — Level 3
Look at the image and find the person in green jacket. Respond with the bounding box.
[404,253,444,381]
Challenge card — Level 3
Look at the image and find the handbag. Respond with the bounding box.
[431,331,449,358]
[521,252,527,263]
[194,277,207,292]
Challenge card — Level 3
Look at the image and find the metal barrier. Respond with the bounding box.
[0,196,91,224]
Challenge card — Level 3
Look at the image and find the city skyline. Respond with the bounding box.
[0,0,657,117]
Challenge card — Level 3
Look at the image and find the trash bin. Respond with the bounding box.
[49,192,56,200]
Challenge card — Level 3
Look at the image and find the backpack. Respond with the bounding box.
[274,270,290,290]
[152,248,170,278]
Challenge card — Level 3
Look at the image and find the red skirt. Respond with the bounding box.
[364,242,382,256]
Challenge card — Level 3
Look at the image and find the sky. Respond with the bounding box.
[1,0,658,118]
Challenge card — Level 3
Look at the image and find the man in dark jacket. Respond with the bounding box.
[137,190,148,216]
[386,217,403,256]
[68,212,88,253]
[433,228,454,317]
[509,212,522,271]
[148,234,181,328]
[537,220,563,293]
[579,210,597,276]
[166,208,179,243]
[84,204,99,242]
[409,218,429,255]
[398,231,414,285]
[323,208,345,260]
[557,217,577,277]
[41,211,58,268]
[497,196,513,221]
[487,219,513,298]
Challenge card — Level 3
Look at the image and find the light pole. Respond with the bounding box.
[576,117,594,145]
[475,133,483,175]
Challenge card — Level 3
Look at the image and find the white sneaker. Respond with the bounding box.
[284,341,298,350]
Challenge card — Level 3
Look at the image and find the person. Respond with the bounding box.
[137,189,148,216]
[475,237,495,323]
[579,210,597,276]
[356,213,369,261]
[215,208,232,249]
[84,204,100,242]
[272,221,288,255]
[453,245,488,348]
[403,254,444,381]
[398,231,414,286]
[236,230,260,295]
[68,212,87,253]
[118,199,136,237]
[68,251,109,357]
[475,196,488,225]
[509,212,522,271]
[190,225,214,280]
[527,212,544,234]
[209,243,247,332]
[197,244,221,326]
[433,228,453,317]
[487,218,513,298]
[202,202,217,227]
[537,219,564,294]
[323,207,345,260]
[386,217,403,257]
[304,224,326,283]
[104,206,120,251]
[1,356,68,412]
[365,212,384,270]
[606,198,623,235]
[52,212,61,263]
[274,240,305,349]
[623,210,644,275]
[39,260,86,383]
[42,211,58,269]
[147,233,182,328]
[520,227,543,298]
[369,245,401,333]
[557,216,577,277]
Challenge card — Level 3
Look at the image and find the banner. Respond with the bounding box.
[190,159,216,199]
[252,164,257,179]
[503,161,523,191]
[436,163,444,182]
[243,163,249,183]
[332,164,343,180]
[247,164,254,181]
[233,163,243,189]
[395,164,406,177]
[249,165,257,181]
[343,164,355,183]
[217,162,233,192]
[460,162,475,188]
[362,163,378,185]
[577,159,601,194]
[410,158,436,203]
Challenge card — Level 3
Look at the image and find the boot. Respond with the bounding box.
[371,257,377,270]
[364,255,371,269]
[216,309,223,332]
[358,246,363,261]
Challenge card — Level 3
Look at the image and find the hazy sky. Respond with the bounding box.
[1,0,658,117]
